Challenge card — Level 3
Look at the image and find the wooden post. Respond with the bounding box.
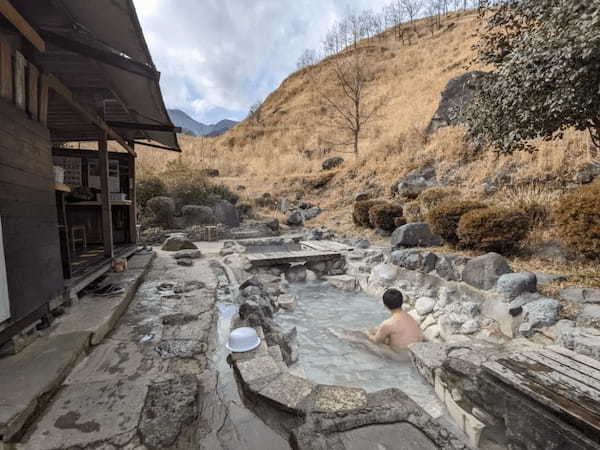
[27,63,39,120]
[128,147,137,244]
[0,39,12,100]
[98,135,114,258]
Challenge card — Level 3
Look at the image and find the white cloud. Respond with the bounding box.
[133,0,389,123]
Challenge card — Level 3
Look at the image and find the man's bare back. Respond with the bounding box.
[368,288,423,351]
[369,311,423,350]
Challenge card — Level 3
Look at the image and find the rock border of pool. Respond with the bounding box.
[228,326,473,450]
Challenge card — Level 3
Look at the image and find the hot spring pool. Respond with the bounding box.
[276,281,445,418]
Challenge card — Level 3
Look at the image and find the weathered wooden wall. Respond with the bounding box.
[0,97,63,342]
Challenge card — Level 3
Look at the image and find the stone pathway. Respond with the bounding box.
[11,247,289,450]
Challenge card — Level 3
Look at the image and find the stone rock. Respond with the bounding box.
[239,276,263,291]
[421,315,436,331]
[322,156,344,171]
[214,200,240,228]
[354,192,369,202]
[391,223,443,248]
[277,294,297,312]
[176,258,193,267]
[576,305,600,329]
[460,319,480,335]
[146,196,176,228]
[415,297,436,316]
[427,71,485,134]
[424,325,441,341]
[435,254,470,281]
[370,264,399,284]
[533,240,568,264]
[495,272,537,301]
[181,205,215,227]
[265,217,280,232]
[439,314,468,340]
[287,211,304,226]
[519,297,561,337]
[353,238,370,249]
[279,198,290,213]
[173,249,203,260]
[306,270,318,281]
[408,310,423,324]
[327,275,357,292]
[560,287,600,305]
[535,272,568,287]
[235,184,247,191]
[304,227,333,241]
[462,253,512,291]
[139,375,198,449]
[200,168,220,177]
[558,327,600,361]
[392,165,438,199]
[573,162,600,184]
[286,265,307,283]
[220,240,246,256]
[302,206,322,221]
[390,249,437,273]
[161,235,198,252]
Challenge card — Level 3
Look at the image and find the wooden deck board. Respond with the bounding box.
[246,249,342,267]
[483,347,600,433]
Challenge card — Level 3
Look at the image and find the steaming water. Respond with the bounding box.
[276,281,445,418]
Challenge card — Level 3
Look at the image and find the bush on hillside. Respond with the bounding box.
[353,200,386,227]
[169,173,239,211]
[419,187,462,213]
[404,201,423,223]
[427,201,488,245]
[368,203,404,232]
[137,177,167,208]
[458,208,530,253]
[553,184,600,258]
[146,196,175,229]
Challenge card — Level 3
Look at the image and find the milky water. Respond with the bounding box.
[276,281,444,417]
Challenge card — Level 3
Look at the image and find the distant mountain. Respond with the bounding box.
[167,109,238,137]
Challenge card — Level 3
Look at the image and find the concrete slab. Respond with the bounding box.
[0,332,90,441]
[50,254,154,345]
[340,423,438,450]
[20,379,148,450]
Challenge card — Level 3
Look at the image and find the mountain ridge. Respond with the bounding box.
[167,109,238,137]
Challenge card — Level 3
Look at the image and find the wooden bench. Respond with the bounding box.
[483,345,600,446]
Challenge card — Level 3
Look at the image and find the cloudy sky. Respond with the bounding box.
[133,0,389,124]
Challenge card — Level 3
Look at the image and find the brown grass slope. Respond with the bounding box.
[137,10,596,239]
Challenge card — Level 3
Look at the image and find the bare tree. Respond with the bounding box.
[401,0,423,28]
[297,49,318,70]
[317,51,385,155]
[248,100,263,126]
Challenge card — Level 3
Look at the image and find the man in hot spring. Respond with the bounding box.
[367,288,423,351]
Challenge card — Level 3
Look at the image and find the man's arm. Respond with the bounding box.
[369,324,391,345]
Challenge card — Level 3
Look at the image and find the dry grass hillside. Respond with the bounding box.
[137,10,599,287]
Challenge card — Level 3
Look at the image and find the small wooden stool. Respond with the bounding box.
[71,225,87,252]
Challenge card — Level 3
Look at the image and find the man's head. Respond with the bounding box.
[383,289,403,311]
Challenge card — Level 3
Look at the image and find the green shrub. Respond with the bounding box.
[427,201,488,245]
[404,201,423,223]
[419,187,462,213]
[169,173,239,210]
[145,196,175,228]
[368,203,404,232]
[137,177,167,208]
[353,200,386,227]
[458,208,531,253]
[553,184,600,258]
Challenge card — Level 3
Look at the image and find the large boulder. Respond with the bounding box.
[391,165,438,199]
[462,253,512,290]
[287,211,304,226]
[370,264,399,284]
[181,205,215,227]
[302,206,322,221]
[322,156,344,171]
[427,71,485,134]
[576,305,600,329]
[146,196,175,228]
[391,223,443,248]
[495,272,537,300]
[560,286,600,304]
[519,297,560,337]
[161,234,198,252]
[214,200,240,228]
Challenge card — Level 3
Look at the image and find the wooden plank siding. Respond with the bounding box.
[0,96,64,341]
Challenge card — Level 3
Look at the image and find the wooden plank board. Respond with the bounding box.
[27,63,39,120]
[484,359,600,432]
[0,39,12,100]
[302,240,353,252]
[484,350,600,432]
[246,249,341,267]
[532,348,600,386]
[549,345,600,376]
[13,51,26,110]
[0,0,46,52]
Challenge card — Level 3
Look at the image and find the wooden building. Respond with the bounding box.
[0,1,180,346]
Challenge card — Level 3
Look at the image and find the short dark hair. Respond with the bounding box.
[383,289,403,310]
